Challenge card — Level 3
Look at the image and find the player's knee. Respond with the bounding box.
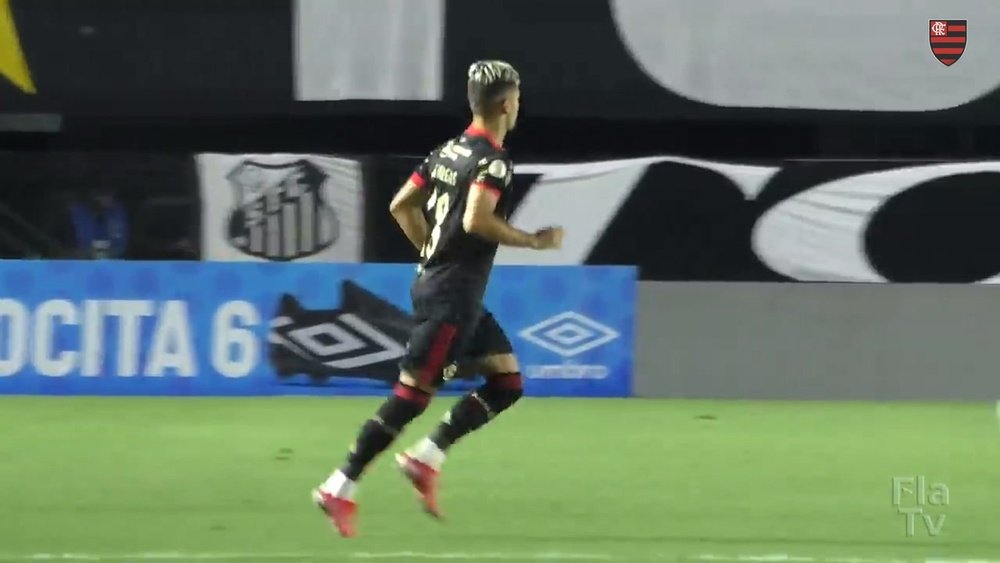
[497,386,523,410]
[375,383,433,431]
[477,353,519,375]
[399,371,437,395]
[392,382,434,409]
[483,372,523,410]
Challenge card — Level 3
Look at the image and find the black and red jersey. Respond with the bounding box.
[407,125,514,302]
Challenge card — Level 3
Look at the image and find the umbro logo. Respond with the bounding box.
[269,312,405,370]
[267,281,414,384]
[518,311,619,358]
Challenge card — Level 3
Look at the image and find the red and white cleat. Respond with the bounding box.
[395,452,443,519]
[311,488,357,537]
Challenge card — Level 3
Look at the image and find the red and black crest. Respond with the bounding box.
[929,20,966,66]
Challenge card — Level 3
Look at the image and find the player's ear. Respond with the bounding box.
[500,93,513,115]
[501,86,519,115]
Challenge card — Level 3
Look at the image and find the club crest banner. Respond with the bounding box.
[197,153,363,263]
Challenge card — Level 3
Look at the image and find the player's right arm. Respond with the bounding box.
[462,158,562,250]
[389,158,432,252]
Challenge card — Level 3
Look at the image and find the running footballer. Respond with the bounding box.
[311,60,564,537]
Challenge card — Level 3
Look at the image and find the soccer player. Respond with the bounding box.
[311,60,563,537]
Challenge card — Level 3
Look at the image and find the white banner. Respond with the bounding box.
[752,161,1000,283]
[496,156,1000,283]
[294,0,444,102]
[197,153,363,263]
[611,0,1000,111]
[496,156,777,266]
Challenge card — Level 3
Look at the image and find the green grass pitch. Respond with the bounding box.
[0,397,997,562]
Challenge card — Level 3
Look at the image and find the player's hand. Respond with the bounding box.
[530,226,564,250]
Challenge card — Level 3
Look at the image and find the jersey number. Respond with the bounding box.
[420,190,452,264]
[438,140,472,161]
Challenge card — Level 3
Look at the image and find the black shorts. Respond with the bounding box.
[399,293,513,388]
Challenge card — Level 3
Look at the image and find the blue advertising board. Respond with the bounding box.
[0,262,635,397]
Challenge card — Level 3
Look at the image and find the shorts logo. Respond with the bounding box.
[225,159,339,261]
[929,20,967,66]
[518,311,619,357]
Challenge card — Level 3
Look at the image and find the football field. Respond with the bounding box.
[0,397,997,562]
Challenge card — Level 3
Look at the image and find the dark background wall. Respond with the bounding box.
[4,114,989,161]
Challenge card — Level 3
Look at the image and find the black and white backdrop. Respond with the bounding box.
[3,150,1000,283]
[364,155,1000,283]
[3,0,1000,123]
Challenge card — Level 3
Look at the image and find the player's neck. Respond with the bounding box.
[469,117,507,147]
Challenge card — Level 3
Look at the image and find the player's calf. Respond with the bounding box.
[408,371,523,469]
[397,371,522,518]
[343,382,432,478]
[314,380,433,536]
[437,372,523,449]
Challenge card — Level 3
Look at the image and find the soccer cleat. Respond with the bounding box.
[395,452,443,519]
[311,488,357,537]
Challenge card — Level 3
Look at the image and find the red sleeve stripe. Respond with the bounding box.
[471,182,502,199]
[409,171,427,188]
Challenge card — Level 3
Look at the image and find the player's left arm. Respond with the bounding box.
[462,157,542,248]
[389,177,431,252]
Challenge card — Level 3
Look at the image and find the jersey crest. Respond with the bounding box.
[487,159,508,179]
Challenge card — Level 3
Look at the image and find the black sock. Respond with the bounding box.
[430,373,523,451]
[343,384,430,480]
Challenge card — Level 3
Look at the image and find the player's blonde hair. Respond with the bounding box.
[467,60,520,116]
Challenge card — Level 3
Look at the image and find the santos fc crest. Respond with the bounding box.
[225,159,340,261]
